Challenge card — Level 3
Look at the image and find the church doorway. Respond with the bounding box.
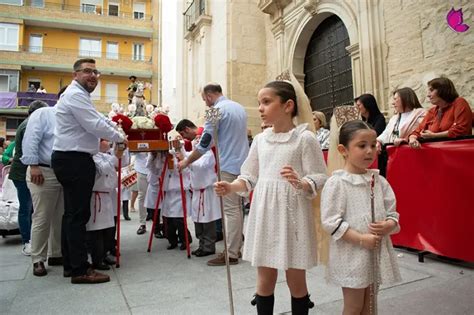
[303,15,353,121]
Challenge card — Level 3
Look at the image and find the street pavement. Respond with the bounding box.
[1,211,473,314]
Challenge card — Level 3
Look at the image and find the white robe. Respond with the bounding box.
[86,152,117,231]
[120,150,132,201]
[144,153,165,209]
[161,154,191,218]
[189,150,221,223]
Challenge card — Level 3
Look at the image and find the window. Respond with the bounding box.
[0,0,22,6]
[0,69,19,92]
[105,83,118,103]
[27,79,41,91]
[0,75,9,92]
[79,38,101,58]
[132,43,144,61]
[90,80,101,101]
[106,42,118,60]
[6,118,25,130]
[29,34,43,53]
[133,2,145,19]
[30,0,44,8]
[0,23,19,51]
[81,3,96,13]
[108,3,119,16]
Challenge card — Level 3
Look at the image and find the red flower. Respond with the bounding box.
[111,114,133,133]
[154,114,173,133]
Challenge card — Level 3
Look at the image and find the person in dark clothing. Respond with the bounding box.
[355,94,386,136]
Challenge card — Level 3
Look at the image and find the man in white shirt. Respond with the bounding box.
[21,87,68,277]
[51,58,126,284]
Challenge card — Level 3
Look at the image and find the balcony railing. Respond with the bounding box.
[184,0,206,31]
[13,45,152,63]
[2,0,152,21]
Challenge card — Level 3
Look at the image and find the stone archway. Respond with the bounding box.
[288,2,358,81]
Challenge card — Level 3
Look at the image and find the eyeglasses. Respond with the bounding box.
[76,68,101,76]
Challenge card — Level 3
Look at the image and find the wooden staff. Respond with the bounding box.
[178,169,191,258]
[115,121,126,268]
[369,174,378,314]
[116,156,122,268]
[205,107,234,315]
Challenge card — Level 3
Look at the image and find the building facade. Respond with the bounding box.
[0,0,160,130]
[176,0,473,133]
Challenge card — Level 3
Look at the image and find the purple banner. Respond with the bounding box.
[17,92,58,107]
[0,92,17,108]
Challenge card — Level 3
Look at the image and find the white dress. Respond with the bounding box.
[321,169,402,288]
[238,124,327,270]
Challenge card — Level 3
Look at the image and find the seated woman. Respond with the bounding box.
[408,77,472,149]
[312,111,330,150]
[376,87,426,152]
[355,93,386,135]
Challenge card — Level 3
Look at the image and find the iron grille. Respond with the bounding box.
[304,15,353,123]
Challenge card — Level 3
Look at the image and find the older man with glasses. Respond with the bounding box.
[51,58,127,284]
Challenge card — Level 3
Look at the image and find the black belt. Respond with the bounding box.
[38,163,51,168]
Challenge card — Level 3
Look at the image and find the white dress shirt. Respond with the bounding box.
[21,106,56,166]
[53,80,124,155]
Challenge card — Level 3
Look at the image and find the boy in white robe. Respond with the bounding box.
[188,133,221,257]
[86,140,126,270]
[144,151,166,238]
[162,146,192,250]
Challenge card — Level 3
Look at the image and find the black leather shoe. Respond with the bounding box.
[154,230,164,239]
[136,225,146,235]
[103,255,116,265]
[33,262,47,276]
[93,263,111,271]
[63,270,72,278]
[167,244,177,250]
[47,257,63,266]
[191,248,201,256]
[195,250,215,257]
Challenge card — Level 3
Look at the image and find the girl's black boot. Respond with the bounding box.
[291,294,314,315]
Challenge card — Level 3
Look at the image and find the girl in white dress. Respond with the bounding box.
[214,81,327,314]
[321,120,401,314]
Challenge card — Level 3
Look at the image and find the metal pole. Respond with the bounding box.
[370,174,378,315]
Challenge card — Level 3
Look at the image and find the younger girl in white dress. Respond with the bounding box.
[321,120,401,314]
[214,80,327,314]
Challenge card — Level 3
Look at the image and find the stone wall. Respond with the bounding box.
[227,0,267,133]
[384,0,474,109]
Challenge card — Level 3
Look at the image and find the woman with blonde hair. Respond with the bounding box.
[312,111,330,150]
[376,87,426,152]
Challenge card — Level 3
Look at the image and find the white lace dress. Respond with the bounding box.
[238,124,327,270]
[321,169,402,288]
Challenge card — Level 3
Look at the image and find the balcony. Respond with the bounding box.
[183,0,211,36]
[0,45,153,78]
[0,0,153,37]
